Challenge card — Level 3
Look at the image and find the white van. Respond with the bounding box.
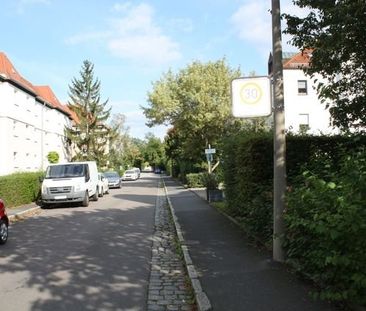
[41,161,99,207]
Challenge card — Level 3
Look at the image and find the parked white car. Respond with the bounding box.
[98,173,109,197]
[41,161,99,208]
[122,169,138,181]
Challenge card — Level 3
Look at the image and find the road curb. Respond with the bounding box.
[162,177,212,311]
[8,206,41,221]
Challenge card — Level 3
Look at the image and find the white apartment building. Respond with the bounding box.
[268,50,337,135]
[0,52,73,176]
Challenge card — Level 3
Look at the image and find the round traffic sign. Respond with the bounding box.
[240,82,263,105]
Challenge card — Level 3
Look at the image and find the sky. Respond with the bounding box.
[1,0,304,140]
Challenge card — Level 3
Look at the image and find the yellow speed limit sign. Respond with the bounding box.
[231,76,272,118]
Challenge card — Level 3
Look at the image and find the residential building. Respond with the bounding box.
[268,50,338,135]
[0,52,73,176]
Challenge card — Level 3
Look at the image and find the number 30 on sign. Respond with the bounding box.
[231,76,272,118]
[240,83,262,105]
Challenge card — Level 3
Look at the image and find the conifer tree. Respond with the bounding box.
[65,60,112,167]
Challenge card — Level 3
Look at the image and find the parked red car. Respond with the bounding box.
[0,199,9,245]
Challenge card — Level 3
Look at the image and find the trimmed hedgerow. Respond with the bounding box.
[0,172,43,208]
[222,131,366,305]
[222,130,273,243]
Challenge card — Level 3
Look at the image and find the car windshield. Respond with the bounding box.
[125,170,134,174]
[104,172,119,178]
[46,164,85,179]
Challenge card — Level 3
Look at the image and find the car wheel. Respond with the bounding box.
[41,202,50,209]
[99,187,104,197]
[92,187,99,201]
[82,191,89,207]
[0,219,8,245]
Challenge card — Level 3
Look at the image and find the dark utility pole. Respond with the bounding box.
[272,0,286,262]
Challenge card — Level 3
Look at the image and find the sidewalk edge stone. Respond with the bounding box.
[8,206,40,221]
[162,177,212,311]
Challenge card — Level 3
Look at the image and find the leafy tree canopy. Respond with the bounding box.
[284,0,366,131]
[143,59,248,161]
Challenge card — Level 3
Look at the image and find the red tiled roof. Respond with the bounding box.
[283,49,313,69]
[34,85,65,111]
[0,52,38,94]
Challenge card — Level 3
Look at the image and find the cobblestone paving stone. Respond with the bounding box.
[147,184,196,311]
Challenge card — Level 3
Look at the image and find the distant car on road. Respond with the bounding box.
[98,173,109,196]
[154,168,161,174]
[0,199,9,245]
[104,171,122,189]
[122,170,138,181]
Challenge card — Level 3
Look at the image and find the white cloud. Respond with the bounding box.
[231,1,271,46]
[107,3,181,65]
[230,0,303,53]
[65,2,181,66]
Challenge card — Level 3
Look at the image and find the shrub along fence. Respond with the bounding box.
[222,131,366,305]
[186,172,206,188]
[0,172,43,208]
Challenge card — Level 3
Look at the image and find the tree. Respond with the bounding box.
[284,0,366,131]
[108,113,130,170]
[141,133,166,169]
[143,59,247,163]
[65,60,112,167]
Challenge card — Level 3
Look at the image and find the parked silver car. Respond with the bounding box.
[104,171,122,189]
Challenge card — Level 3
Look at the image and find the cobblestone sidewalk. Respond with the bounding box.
[147,184,196,311]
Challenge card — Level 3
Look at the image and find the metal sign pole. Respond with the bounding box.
[272,0,286,262]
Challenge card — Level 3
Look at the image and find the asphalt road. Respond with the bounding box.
[0,173,159,311]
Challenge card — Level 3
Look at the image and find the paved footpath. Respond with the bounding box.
[164,176,337,311]
[147,182,195,311]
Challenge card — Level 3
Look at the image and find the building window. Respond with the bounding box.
[298,80,308,95]
[299,113,310,133]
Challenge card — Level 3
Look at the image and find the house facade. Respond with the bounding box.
[0,52,72,176]
[269,50,338,135]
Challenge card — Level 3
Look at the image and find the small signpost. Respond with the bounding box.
[205,146,216,173]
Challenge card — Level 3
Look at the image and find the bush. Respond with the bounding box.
[0,172,43,207]
[186,173,205,188]
[285,148,366,305]
[201,172,219,190]
[47,151,59,164]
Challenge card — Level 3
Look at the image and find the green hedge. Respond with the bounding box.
[0,172,43,208]
[222,131,273,242]
[222,131,366,305]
